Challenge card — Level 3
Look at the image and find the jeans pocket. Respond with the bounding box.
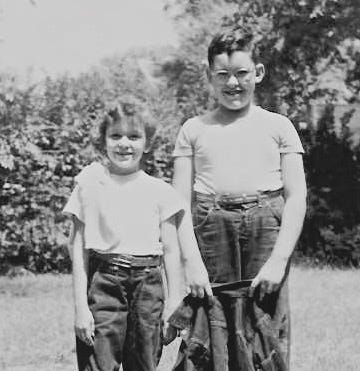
[263,196,285,227]
[136,267,165,317]
[192,201,213,230]
[87,270,100,300]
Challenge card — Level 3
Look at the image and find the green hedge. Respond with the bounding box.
[1,41,360,272]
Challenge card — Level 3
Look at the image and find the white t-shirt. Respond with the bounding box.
[173,105,304,195]
[63,162,185,255]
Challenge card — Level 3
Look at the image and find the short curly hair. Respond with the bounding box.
[95,99,156,154]
[208,26,258,68]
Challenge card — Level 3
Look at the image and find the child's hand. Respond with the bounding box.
[162,296,182,345]
[185,261,213,300]
[249,254,288,301]
[75,306,95,347]
[163,322,179,346]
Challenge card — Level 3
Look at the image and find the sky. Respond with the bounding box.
[0,0,178,77]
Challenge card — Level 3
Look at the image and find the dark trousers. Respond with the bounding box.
[76,257,164,371]
[170,289,288,371]
[192,193,290,367]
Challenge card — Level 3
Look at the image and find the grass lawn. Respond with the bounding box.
[1,266,360,371]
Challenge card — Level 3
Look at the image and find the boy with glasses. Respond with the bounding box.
[172,27,306,369]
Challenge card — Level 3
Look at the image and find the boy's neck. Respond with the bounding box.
[214,103,254,124]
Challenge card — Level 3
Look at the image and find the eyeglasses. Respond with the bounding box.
[212,68,254,84]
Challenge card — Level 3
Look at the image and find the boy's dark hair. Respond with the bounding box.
[208,27,257,67]
[95,99,156,154]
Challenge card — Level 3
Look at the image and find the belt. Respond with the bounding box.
[211,279,252,297]
[96,253,162,271]
[195,188,283,207]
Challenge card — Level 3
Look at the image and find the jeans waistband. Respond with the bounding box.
[211,279,252,297]
[195,188,283,207]
[96,253,162,270]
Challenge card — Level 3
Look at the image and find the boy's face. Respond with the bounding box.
[105,120,147,175]
[208,51,264,112]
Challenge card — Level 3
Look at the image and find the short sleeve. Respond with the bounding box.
[173,119,194,157]
[278,117,305,154]
[158,181,186,222]
[62,185,85,222]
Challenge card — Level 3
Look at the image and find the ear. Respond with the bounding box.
[254,63,265,84]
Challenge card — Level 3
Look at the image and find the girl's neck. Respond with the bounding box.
[107,165,142,179]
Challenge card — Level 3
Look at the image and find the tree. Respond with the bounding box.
[163,0,360,266]
[164,0,360,116]
[0,48,182,273]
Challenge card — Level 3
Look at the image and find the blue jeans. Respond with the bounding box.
[192,192,290,367]
[76,256,165,371]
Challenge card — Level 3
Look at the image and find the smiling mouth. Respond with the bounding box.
[224,89,243,96]
[115,152,133,158]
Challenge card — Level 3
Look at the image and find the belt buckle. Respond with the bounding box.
[228,194,247,205]
[214,194,222,209]
[113,256,132,268]
[239,194,247,203]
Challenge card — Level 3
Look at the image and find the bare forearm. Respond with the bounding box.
[250,193,306,296]
[272,153,307,262]
[172,156,211,297]
[70,220,89,312]
[175,206,211,298]
[72,250,89,311]
[272,194,306,261]
[73,256,89,315]
[162,216,185,308]
[163,248,184,305]
[177,206,203,263]
[173,157,201,262]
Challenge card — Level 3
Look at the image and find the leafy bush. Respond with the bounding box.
[2,1,360,272]
[164,0,360,267]
[0,52,181,274]
[297,104,360,266]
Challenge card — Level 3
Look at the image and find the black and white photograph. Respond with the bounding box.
[1,1,360,370]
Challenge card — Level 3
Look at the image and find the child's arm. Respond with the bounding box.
[250,153,307,298]
[161,214,189,346]
[173,157,212,299]
[173,156,193,204]
[177,207,213,298]
[70,216,95,346]
[161,215,184,314]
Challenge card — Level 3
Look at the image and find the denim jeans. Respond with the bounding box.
[170,287,288,371]
[76,258,165,371]
[192,193,290,367]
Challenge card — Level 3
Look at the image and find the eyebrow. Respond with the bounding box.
[214,67,252,71]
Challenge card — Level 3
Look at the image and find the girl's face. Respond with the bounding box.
[208,51,264,113]
[105,120,147,175]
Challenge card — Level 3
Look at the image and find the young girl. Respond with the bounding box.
[63,101,210,371]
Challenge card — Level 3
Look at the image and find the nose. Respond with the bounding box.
[117,136,131,147]
[226,73,239,86]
